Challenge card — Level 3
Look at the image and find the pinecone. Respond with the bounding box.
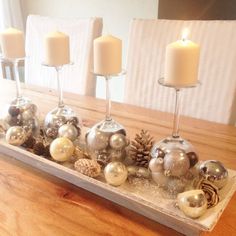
[74,159,101,178]
[129,130,154,168]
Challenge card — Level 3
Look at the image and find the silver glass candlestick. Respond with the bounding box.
[86,71,129,167]
[42,62,81,140]
[0,56,39,136]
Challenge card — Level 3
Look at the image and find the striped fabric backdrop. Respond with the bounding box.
[25,15,103,96]
[124,19,236,124]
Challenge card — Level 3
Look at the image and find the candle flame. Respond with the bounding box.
[181,28,189,41]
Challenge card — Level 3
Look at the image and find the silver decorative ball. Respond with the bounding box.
[50,137,74,162]
[86,128,110,151]
[6,126,27,146]
[127,166,150,178]
[164,149,190,177]
[177,190,207,218]
[21,109,34,121]
[58,124,78,141]
[199,160,228,189]
[104,162,128,186]
[149,157,164,173]
[109,133,127,150]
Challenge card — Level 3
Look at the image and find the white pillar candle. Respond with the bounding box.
[164,30,200,86]
[94,35,122,75]
[0,27,25,59]
[44,31,70,66]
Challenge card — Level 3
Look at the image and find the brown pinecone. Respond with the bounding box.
[74,159,101,177]
[129,130,154,168]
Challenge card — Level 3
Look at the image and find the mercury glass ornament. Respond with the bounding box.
[43,63,81,140]
[50,137,74,162]
[127,166,150,179]
[0,58,39,136]
[58,123,79,141]
[177,190,207,218]
[104,162,128,186]
[199,160,228,189]
[6,126,27,146]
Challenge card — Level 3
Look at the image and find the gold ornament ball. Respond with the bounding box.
[104,162,128,186]
[6,126,27,146]
[109,133,127,150]
[50,137,74,162]
[177,190,207,219]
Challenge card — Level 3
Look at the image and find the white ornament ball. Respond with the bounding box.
[104,162,128,186]
[6,126,26,146]
[177,190,207,218]
[50,137,74,162]
[109,133,127,150]
[58,124,78,141]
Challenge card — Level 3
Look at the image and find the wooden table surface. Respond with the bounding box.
[0,79,235,236]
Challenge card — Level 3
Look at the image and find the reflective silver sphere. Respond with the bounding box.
[6,126,27,146]
[199,160,228,189]
[58,124,78,141]
[177,190,207,218]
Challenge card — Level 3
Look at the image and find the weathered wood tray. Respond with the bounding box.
[0,139,235,236]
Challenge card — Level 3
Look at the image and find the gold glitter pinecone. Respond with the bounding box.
[129,130,154,168]
[196,178,219,208]
[74,159,101,178]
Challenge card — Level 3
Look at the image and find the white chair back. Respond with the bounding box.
[25,15,103,96]
[124,19,236,124]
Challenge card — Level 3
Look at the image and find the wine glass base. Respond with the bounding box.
[44,105,81,139]
[86,119,127,167]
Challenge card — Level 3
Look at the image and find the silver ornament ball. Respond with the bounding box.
[86,128,110,151]
[177,190,207,218]
[6,126,27,146]
[199,160,228,189]
[58,124,78,141]
[109,133,127,150]
[149,157,164,173]
[164,149,190,177]
[104,162,128,186]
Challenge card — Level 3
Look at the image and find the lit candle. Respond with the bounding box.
[94,35,122,75]
[0,27,25,59]
[44,31,70,66]
[164,29,200,86]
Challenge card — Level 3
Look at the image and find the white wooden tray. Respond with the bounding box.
[0,139,235,236]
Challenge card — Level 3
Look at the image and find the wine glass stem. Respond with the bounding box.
[105,76,112,121]
[172,88,182,138]
[13,60,22,99]
[56,67,64,108]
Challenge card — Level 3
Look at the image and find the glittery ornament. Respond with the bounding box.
[109,133,127,150]
[187,152,199,167]
[127,166,150,178]
[104,162,128,186]
[8,106,20,117]
[6,126,27,146]
[199,160,228,189]
[58,124,78,141]
[74,159,101,177]
[97,150,111,167]
[46,127,58,139]
[50,137,74,162]
[177,190,207,218]
[163,149,190,177]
